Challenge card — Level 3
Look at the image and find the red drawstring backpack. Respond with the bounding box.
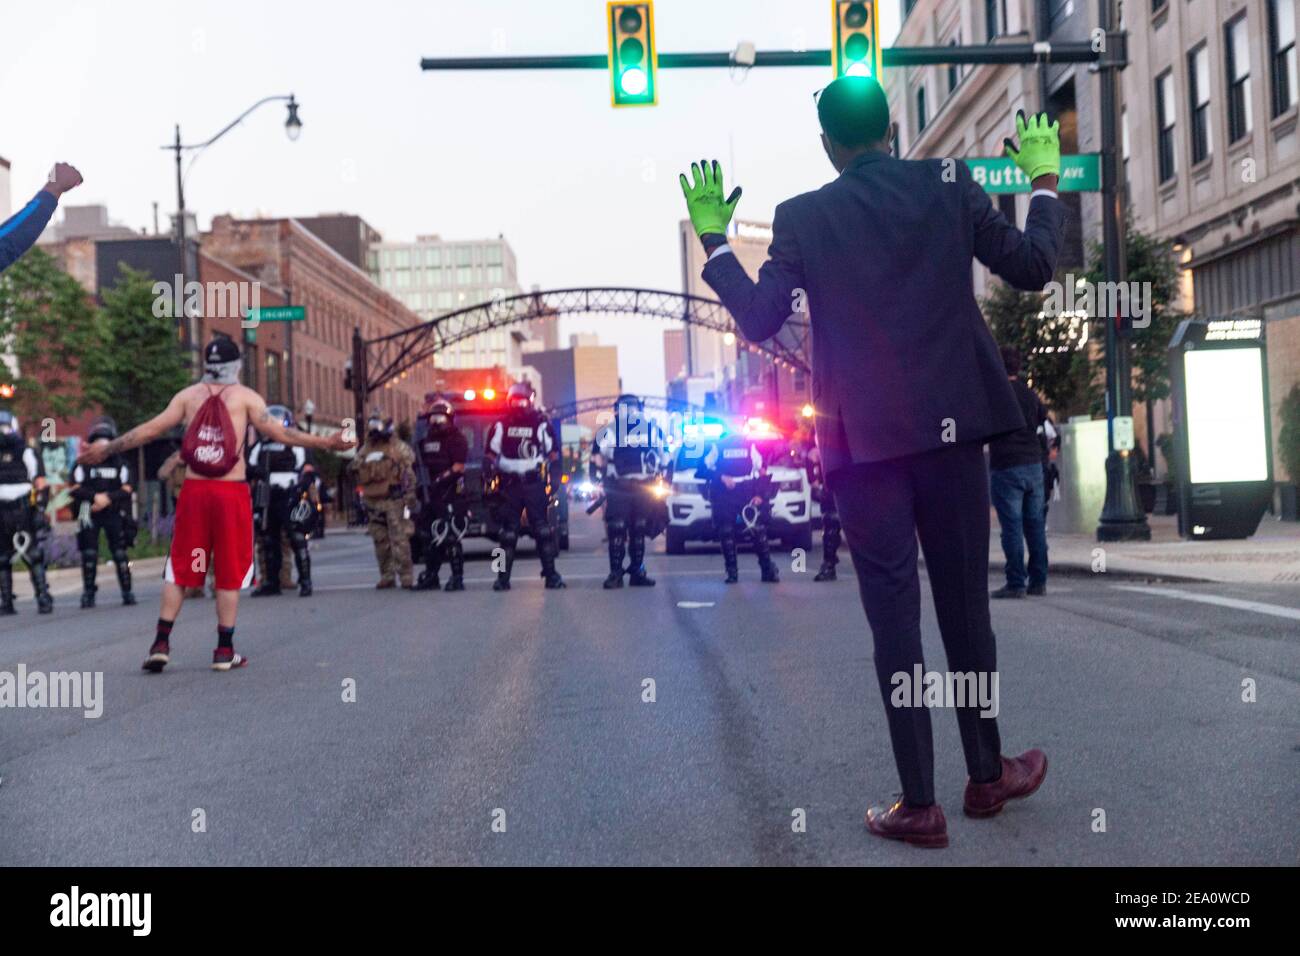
[180,385,240,477]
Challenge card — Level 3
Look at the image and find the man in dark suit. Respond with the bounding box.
[680,76,1065,848]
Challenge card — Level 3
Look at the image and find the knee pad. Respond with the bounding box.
[606,518,627,536]
[499,530,518,550]
[110,550,129,565]
[80,548,99,564]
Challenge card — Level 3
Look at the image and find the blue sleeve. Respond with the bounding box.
[0,191,58,273]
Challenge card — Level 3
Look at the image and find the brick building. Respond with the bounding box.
[202,215,438,430]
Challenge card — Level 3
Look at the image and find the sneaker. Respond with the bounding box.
[142,640,171,673]
[211,648,249,672]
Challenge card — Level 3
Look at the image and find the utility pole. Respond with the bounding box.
[1094,0,1150,541]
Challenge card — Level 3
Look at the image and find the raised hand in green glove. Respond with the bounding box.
[679,159,742,238]
[1003,110,1061,183]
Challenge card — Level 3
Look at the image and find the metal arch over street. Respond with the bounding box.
[545,394,706,423]
[350,287,811,420]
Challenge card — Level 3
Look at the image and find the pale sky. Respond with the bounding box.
[2,0,901,394]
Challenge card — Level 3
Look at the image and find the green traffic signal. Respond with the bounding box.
[608,2,657,107]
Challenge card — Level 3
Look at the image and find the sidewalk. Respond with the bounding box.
[1007,513,1300,584]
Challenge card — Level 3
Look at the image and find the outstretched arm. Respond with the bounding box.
[248,392,354,452]
[80,392,187,464]
[0,164,83,273]
[700,202,805,344]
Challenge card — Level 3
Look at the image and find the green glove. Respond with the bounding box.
[1004,110,1061,182]
[679,159,742,238]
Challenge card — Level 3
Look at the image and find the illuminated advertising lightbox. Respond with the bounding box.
[1168,318,1273,540]
[1183,348,1269,484]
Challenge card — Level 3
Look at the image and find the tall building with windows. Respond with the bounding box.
[368,235,529,370]
[1122,0,1299,486]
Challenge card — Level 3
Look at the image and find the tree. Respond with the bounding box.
[982,273,1099,419]
[81,264,190,431]
[1279,384,1300,487]
[1084,224,1186,416]
[0,246,97,422]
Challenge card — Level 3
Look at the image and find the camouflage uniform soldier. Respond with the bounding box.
[349,410,417,589]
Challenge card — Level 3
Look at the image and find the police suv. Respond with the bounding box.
[664,419,812,555]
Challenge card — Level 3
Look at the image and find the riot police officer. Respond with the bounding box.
[349,409,418,589]
[792,427,841,582]
[248,405,312,597]
[0,410,53,614]
[484,382,565,591]
[68,416,136,608]
[591,394,668,588]
[414,397,469,592]
[699,427,779,584]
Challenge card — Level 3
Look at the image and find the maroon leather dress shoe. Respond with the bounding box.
[964,749,1048,818]
[864,799,949,848]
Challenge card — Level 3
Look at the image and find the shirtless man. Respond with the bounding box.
[79,338,354,672]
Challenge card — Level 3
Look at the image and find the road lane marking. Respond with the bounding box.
[1112,585,1300,621]
[676,601,715,608]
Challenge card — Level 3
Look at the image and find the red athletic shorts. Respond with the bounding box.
[165,479,255,591]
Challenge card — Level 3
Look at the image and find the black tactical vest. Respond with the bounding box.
[0,434,29,484]
[258,442,299,476]
[419,427,466,474]
[713,434,758,479]
[74,457,128,493]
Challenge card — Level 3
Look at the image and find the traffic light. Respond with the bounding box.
[831,1,880,79]
[608,2,657,107]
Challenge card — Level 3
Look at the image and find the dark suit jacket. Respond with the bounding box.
[702,152,1066,475]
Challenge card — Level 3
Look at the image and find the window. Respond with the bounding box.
[947,37,960,94]
[1156,70,1178,182]
[487,265,504,283]
[915,85,928,134]
[985,0,1002,41]
[1226,14,1253,142]
[394,248,411,269]
[1270,0,1298,116]
[456,266,472,284]
[1188,44,1212,163]
[265,352,282,405]
[485,244,504,266]
[424,247,441,266]
[1152,0,1168,14]
[455,246,473,266]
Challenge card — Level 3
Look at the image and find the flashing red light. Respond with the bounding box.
[0,383,14,399]
[482,387,496,400]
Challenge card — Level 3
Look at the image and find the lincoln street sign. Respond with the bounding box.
[965,153,1101,194]
[245,305,307,323]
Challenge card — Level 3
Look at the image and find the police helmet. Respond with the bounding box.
[614,393,644,415]
[366,408,394,438]
[506,382,535,411]
[428,399,455,428]
[266,404,296,430]
[0,410,18,436]
[87,415,118,443]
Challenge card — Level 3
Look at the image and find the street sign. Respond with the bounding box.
[245,305,306,323]
[965,154,1101,193]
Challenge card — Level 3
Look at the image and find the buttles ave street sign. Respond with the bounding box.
[965,154,1101,193]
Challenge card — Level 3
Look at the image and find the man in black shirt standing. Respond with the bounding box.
[988,346,1049,598]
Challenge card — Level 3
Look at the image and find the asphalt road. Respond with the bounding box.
[2,512,1296,866]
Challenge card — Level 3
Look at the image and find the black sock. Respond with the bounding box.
[217,625,235,649]
[155,618,174,643]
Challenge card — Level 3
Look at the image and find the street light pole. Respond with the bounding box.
[1095,0,1151,541]
[163,94,302,367]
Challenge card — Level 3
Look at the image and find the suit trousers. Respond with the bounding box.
[828,441,1002,807]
